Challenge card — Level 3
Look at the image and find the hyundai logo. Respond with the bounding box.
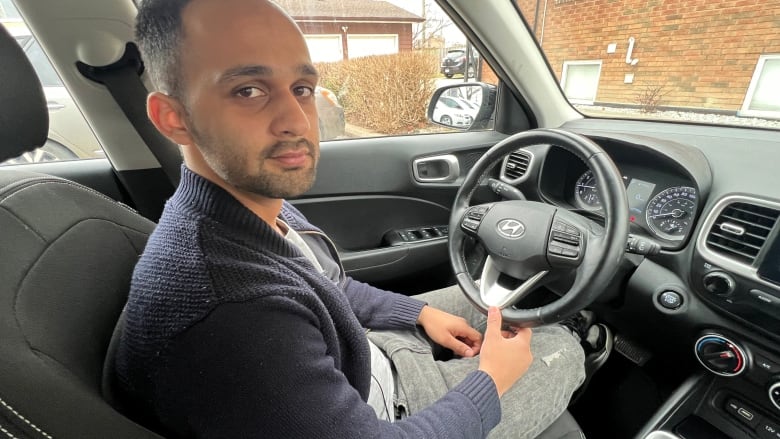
[496,219,526,239]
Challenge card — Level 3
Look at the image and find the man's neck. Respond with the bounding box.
[184,162,285,236]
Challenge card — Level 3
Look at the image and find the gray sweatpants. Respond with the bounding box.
[367,285,585,438]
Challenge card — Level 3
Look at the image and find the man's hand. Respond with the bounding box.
[478,307,533,397]
[416,305,483,357]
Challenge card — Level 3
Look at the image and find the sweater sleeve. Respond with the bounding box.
[341,276,427,330]
[151,297,500,439]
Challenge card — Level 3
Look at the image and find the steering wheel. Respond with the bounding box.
[449,128,629,326]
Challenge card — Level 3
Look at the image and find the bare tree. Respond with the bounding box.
[412,0,453,49]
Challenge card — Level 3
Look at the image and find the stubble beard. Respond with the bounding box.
[189,122,318,199]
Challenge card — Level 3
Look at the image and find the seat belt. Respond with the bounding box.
[77,42,179,220]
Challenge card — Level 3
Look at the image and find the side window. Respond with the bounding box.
[278,0,496,141]
[0,0,103,165]
[24,40,63,87]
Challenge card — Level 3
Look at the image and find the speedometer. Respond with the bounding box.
[645,186,697,240]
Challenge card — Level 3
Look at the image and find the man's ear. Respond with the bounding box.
[146,91,194,146]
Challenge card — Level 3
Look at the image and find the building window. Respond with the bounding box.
[741,54,780,118]
[561,60,602,105]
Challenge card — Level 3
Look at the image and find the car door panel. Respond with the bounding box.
[291,130,506,290]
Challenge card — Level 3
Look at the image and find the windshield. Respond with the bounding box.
[514,0,780,129]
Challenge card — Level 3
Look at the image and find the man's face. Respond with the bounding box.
[177,0,320,198]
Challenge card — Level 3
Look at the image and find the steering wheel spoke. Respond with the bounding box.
[479,256,549,308]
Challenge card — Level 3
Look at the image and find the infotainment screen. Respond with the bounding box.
[758,235,780,285]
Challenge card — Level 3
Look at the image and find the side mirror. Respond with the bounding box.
[427,83,496,130]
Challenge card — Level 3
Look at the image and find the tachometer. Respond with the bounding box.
[645,186,697,240]
[574,170,601,211]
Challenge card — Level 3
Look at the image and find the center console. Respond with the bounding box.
[640,196,780,438]
[637,342,780,439]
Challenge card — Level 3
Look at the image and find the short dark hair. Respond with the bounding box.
[135,0,192,98]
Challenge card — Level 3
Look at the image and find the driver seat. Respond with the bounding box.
[0,24,583,438]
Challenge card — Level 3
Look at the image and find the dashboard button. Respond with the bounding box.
[658,291,683,310]
[749,289,780,309]
[769,382,780,411]
[755,355,780,375]
[758,420,780,439]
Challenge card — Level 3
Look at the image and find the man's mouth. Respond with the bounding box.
[267,141,314,168]
[270,149,310,167]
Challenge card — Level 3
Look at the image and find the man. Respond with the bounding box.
[115,0,588,437]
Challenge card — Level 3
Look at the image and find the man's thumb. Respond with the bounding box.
[485,306,502,338]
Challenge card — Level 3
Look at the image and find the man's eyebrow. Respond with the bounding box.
[218,64,319,83]
[298,63,319,78]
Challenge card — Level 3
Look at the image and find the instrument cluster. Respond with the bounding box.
[573,169,698,242]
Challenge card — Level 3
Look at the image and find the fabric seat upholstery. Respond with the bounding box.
[0,23,584,439]
[0,24,161,438]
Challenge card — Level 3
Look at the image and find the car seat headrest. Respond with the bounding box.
[0,24,49,163]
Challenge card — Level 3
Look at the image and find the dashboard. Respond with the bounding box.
[484,119,780,361]
[500,135,709,249]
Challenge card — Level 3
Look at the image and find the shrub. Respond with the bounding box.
[316,51,438,134]
[636,84,669,113]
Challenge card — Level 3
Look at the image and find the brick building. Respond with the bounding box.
[515,0,780,117]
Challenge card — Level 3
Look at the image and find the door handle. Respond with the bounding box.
[47,101,66,111]
[413,154,460,183]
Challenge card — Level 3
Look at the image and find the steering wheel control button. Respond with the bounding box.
[694,334,747,376]
[461,218,480,232]
[658,291,683,310]
[552,231,579,246]
[467,206,490,220]
[702,271,736,296]
[548,221,582,260]
[725,398,760,428]
[462,205,493,233]
[549,245,564,255]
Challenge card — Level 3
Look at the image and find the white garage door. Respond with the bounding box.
[305,35,343,63]
[347,35,398,59]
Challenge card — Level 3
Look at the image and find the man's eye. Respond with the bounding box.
[235,87,264,98]
[294,86,314,97]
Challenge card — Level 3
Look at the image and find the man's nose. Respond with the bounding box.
[269,91,312,137]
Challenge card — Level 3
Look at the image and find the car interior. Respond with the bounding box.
[2,0,780,438]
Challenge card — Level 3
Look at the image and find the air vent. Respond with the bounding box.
[502,150,532,182]
[705,202,780,265]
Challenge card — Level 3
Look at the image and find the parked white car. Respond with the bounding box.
[432,95,476,127]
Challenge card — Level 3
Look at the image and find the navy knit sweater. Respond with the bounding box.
[115,167,501,438]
